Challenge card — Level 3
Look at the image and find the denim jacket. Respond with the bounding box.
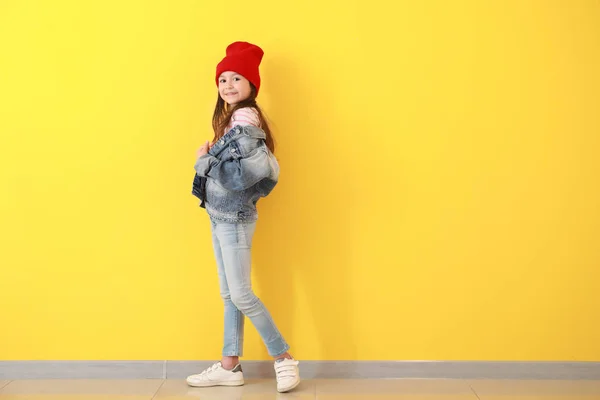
[192,125,279,223]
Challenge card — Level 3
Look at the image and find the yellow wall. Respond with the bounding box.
[1,0,599,361]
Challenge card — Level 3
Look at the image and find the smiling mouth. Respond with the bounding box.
[225,92,238,96]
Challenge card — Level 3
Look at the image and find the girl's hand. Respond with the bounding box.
[197,141,210,157]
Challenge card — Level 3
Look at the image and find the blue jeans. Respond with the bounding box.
[210,218,290,357]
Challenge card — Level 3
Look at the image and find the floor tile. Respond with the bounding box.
[468,379,600,400]
[315,397,472,400]
[154,379,315,399]
[0,396,154,400]
[0,379,164,399]
[2,379,599,400]
[315,379,478,399]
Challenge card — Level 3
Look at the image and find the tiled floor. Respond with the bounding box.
[0,379,599,399]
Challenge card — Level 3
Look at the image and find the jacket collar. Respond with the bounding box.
[209,125,266,156]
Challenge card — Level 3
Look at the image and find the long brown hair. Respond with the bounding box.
[212,84,275,153]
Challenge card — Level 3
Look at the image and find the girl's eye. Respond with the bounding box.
[234,77,240,81]
[219,79,226,83]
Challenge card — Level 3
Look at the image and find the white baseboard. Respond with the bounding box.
[1,361,599,380]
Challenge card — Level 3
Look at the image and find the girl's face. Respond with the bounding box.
[218,71,252,106]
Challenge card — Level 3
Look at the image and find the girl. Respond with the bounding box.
[188,41,300,393]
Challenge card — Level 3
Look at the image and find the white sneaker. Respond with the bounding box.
[186,362,244,387]
[274,358,300,393]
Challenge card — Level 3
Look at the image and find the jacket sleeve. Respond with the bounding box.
[194,141,272,192]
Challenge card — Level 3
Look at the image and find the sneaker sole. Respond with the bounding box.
[187,380,244,388]
[277,378,300,393]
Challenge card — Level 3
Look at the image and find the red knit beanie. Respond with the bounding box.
[216,41,264,95]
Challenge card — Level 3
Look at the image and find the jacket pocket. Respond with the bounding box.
[228,141,243,160]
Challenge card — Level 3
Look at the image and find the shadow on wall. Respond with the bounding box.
[251,50,359,361]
